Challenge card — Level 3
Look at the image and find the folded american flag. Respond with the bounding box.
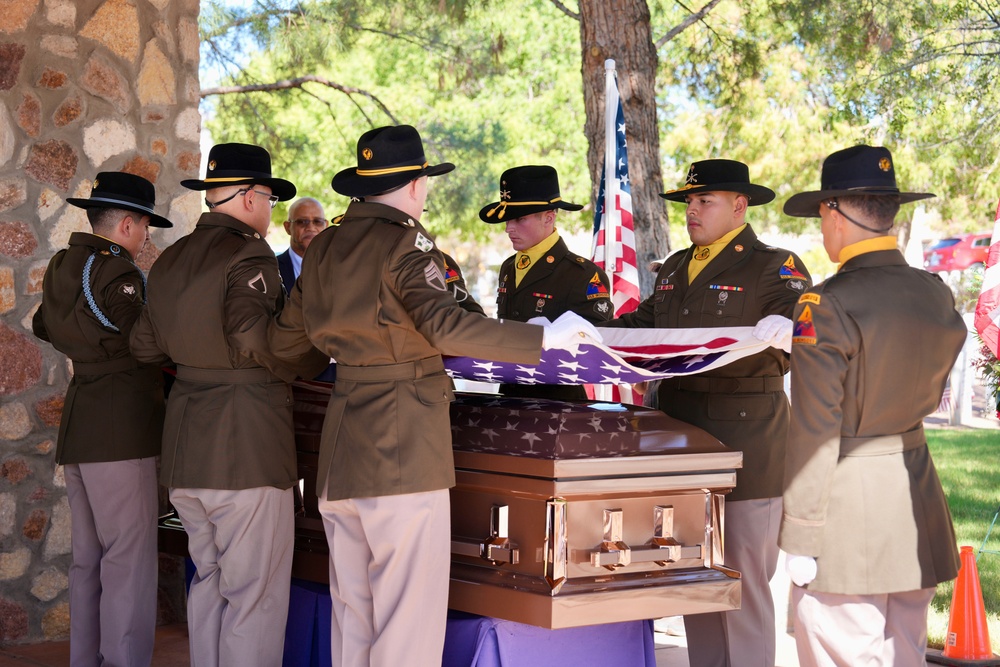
[444,327,769,385]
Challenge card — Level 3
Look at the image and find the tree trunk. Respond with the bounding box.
[578,0,670,298]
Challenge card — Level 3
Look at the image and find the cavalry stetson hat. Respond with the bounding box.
[479,165,583,223]
[331,125,454,198]
[660,159,775,206]
[181,143,296,201]
[67,172,173,228]
[783,145,935,218]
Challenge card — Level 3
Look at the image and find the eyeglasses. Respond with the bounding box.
[290,217,328,227]
[206,187,280,210]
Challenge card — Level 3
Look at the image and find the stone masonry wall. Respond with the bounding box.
[0,0,201,643]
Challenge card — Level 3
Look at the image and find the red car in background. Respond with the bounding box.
[923,233,992,274]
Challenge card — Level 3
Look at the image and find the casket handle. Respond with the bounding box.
[589,505,704,569]
[450,504,520,565]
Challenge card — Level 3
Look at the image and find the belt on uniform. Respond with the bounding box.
[336,357,444,383]
[175,365,272,384]
[72,357,137,375]
[664,375,785,394]
[840,426,925,457]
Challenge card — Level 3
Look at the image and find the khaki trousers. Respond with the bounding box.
[65,459,158,667]
[170,486,294,667]
[684,497,782,667]
[792,586,935,667]
[319,488,450,667]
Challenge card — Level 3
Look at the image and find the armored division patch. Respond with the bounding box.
[780,255,807,280]
[586,272,610,300]
[792,305,817,345]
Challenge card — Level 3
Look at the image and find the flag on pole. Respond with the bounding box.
[589,59,642,404]
[591,59,641,316]
[974,198,1000,358]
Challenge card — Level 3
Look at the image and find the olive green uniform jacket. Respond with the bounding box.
[778,247,964,594]
[269,201,543,501]
[495,236,612,400]
[602,225,811,501]
[33,232,164,464]
[130,212,327,490]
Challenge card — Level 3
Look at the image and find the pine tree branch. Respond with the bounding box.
[548,0,579,21]
[655,0,724,49]
[200,76,399,124]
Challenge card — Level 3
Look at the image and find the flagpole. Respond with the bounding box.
[604,59,620,280]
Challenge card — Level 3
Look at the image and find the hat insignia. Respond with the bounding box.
[500,189,510,201]
[208,160,217,171]
[685,166,698,185]
[92,179,99,189]
[362,148,373,161]
[878,157,891,172]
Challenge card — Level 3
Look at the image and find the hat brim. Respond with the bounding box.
[660,183,775,206]
[782,189,936,218]
[330,162,455,198]
[180,177,297,202]
[479,199,583,224]
[67,198,174,228]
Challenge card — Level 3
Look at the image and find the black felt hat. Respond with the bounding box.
[783,145,935,218]
[479,165,583,223]
[67,172,173,228]
[181,143,296,201]
[331,125,454,198]
[660,159,775,206]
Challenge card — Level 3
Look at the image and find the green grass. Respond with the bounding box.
[927,428,1000,650]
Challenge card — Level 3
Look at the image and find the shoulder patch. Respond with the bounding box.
[414,232,434,252]
[594,299,611,316]
[786,278,808,293]
[779,254,808,280]
[586,272,610,300]
[117,282,140,301]
[424,260,447,291]
[798,293,821,305]
[792,304,817,345]
[247,270,267,293]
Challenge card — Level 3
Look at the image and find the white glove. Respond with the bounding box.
[752,314,793,353]
[526,316,551,326]
[541,311,603,351]
[786,554,817,587]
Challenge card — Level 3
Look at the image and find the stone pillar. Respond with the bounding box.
[0,0,201,643]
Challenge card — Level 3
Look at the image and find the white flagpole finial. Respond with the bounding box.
[605,59,616,72]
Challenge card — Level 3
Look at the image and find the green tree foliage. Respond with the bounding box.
[202,0,1000,247]
[203,0,591,240]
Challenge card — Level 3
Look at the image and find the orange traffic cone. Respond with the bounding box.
[927,546,1000,665]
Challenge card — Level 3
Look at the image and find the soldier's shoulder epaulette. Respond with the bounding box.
[564,251,597,270]
[753,240,781,253]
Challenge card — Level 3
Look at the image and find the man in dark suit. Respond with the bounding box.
[33,172,172,667]
[481,165,612,399]
[277,197,328,294]
[268,125,599,667]
[600,159,812,667]
[130,144,327,665]
[780,146,965,666]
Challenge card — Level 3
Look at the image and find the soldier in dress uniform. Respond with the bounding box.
[268,124,599,667]
[129,144,328,666]
[481,165,612,399]
[600,159,812,667]
[779,145,966,667]
[33,172,172,667]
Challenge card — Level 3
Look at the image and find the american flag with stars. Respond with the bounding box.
[444,327,769,388]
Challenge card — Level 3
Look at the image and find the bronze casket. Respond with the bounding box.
[447,392,742,629]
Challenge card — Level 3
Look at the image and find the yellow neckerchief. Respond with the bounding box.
[515,229,560,287]
[838,235,897,270]
[687,223,746,282]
